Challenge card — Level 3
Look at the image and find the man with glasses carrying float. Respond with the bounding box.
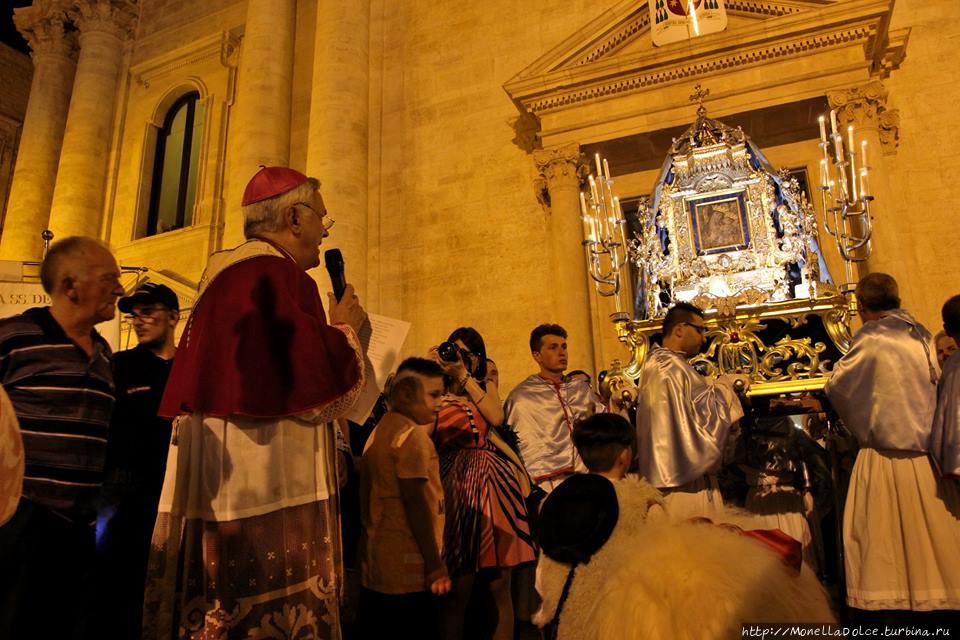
[97,282,180,640]
[142,166,366,640]
[634,302,749,519]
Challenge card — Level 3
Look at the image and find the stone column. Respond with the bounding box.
[221,0,297,248]
[828,81,910,296]
[47,0,136,241]
[533,143,597,374]
[0,6,77,261]
[305,0,369,293]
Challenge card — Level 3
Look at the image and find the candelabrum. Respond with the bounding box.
[579,153,630,319]
[816,110,874,289]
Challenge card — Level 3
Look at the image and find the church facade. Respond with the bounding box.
[0,0,956,388]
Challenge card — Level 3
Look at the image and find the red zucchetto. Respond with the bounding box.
[241,165,310,206]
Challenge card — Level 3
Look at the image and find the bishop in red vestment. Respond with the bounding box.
[143,167,366,640]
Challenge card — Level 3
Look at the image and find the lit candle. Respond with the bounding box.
[584,197,598,243]
[603,158,611,180]
[859,168,870,199]
[589,175,598,202]
[579,191,590,241]
[599,202,611,242]
[833,133,843,164]
[614,197,627,247]
[829,110,838,137]
[861,140,868,168]
[838,158,849,198]
[819,159,828,188]
[818,116,827,144]
[849,149,858,201]
[688,0,700,35]
[847,125,855,156]
[595,153,602,177]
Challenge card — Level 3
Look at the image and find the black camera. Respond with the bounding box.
[437,341,461,363]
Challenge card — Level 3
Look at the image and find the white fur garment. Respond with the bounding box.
[534,475,837,639]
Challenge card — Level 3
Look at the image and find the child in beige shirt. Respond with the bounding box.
[358,357,450,639]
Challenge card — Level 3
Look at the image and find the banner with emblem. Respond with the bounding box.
[650,0,727,47]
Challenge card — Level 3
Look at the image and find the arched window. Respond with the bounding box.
[145,91,204,236]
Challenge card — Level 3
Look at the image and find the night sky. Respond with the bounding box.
[1,1,34,55]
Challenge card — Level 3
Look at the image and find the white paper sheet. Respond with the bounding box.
[343,312,411,424]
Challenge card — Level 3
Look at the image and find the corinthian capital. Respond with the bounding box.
[532,143,588,215]
[828,80,888,126]
[828,80,900,155]
[13,4,79,61]
[68,0,138,41]
[533,143,582,183]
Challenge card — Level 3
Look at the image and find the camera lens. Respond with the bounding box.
[437,341,460,363]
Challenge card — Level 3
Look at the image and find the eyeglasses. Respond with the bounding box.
[682,322,708,335]
[294,202,336,231]
[123,307,166,323]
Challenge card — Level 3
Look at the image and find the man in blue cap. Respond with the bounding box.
[97,282,180,640]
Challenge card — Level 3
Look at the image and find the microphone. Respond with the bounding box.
[324,249,347,301]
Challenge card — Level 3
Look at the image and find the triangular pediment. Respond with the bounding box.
[505,0,905,117]
[609,11,795,61]
[513,0,832,78]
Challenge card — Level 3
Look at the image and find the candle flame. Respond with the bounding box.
[688,0,700,35]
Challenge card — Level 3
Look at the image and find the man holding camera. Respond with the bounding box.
[143,167,367,640]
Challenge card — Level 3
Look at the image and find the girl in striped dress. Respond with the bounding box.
[431,327,535,640]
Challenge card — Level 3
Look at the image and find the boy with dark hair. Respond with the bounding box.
[357,357,451,639]
[506,323,604,493]
[529,323,568,352]
[572,413,636,480]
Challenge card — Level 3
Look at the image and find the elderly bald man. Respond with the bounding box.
[0,236,124,639]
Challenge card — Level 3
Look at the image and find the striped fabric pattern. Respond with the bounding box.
[0,308,114,523]
[434,397,536,576]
